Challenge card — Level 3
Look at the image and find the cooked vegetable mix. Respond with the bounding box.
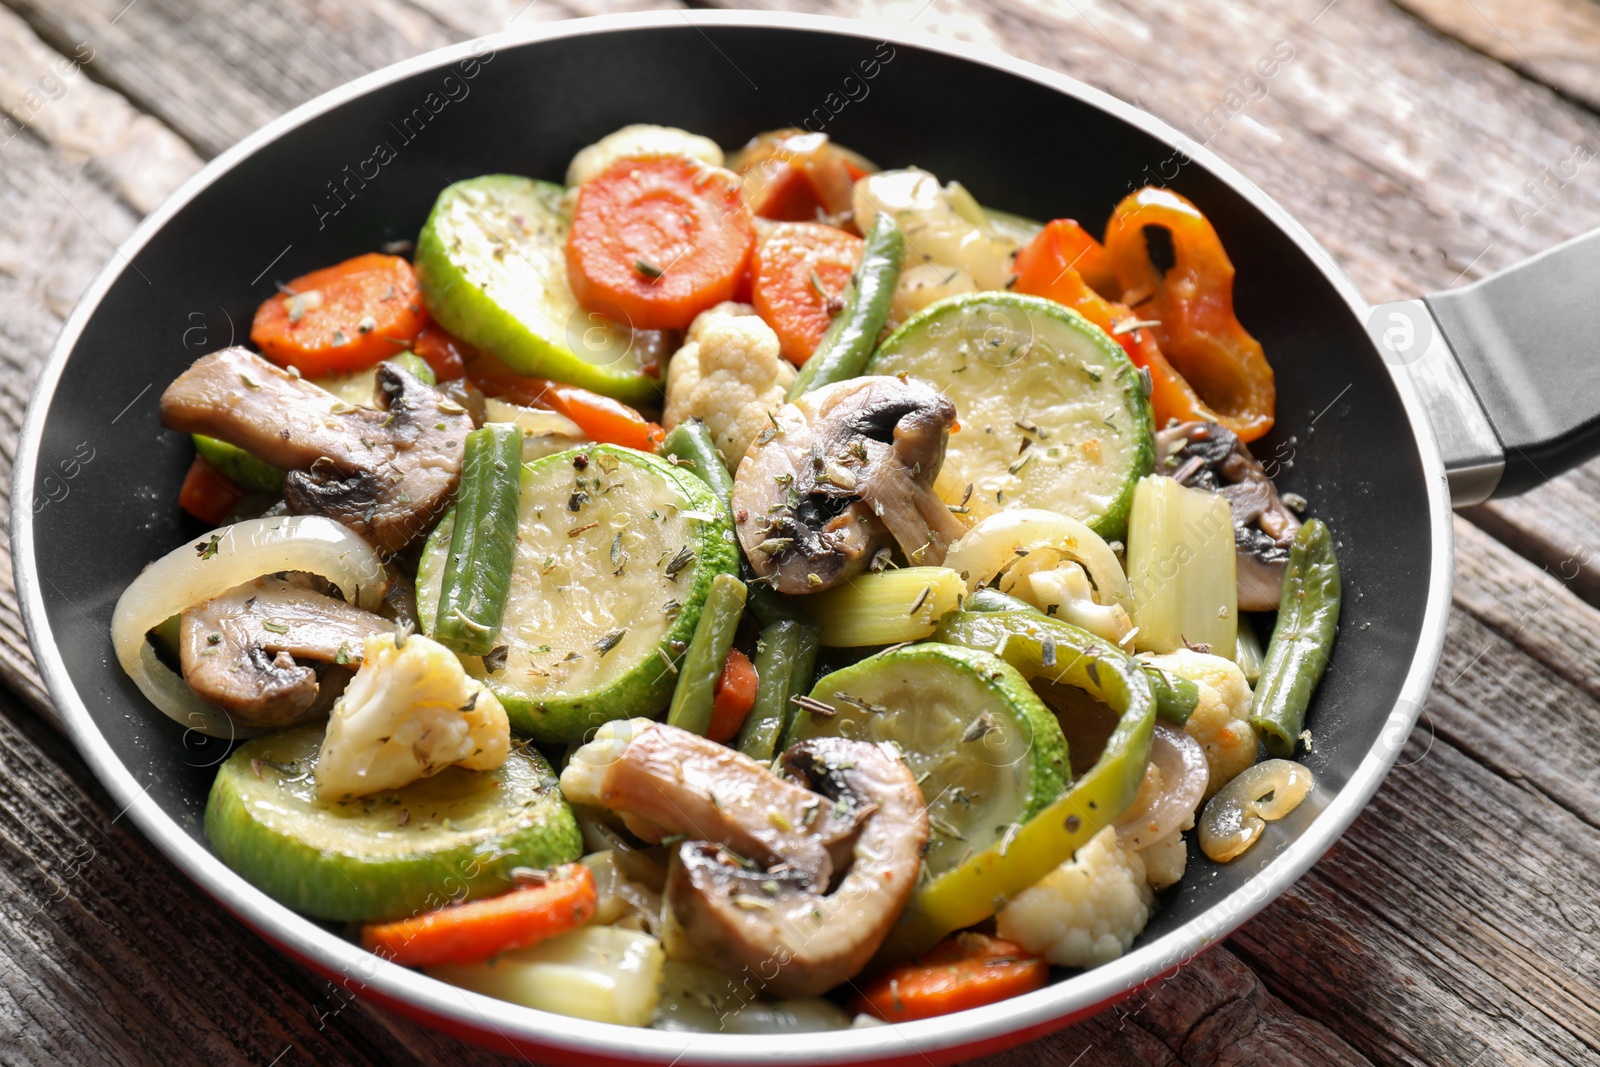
[117,120,1338,1031]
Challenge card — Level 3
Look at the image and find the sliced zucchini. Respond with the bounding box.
[192,434,285,493]
[434,444,738,742]
[784,643,1067,882]
[415,175,659,404]
[204,724,580,922]
[867,292,1154,540]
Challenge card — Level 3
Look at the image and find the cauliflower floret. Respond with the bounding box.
[1146,648,1257,798]
[663,303,796,468]
[1137,824,1191,891]
[996,825,1154,968]
[566,124,725,187]
[315,632,509,800]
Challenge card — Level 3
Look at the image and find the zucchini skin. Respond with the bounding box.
[1249,519,1341,757]
[205,729,580,922]
[869,292,1154,542]
[734,618,821,762]
[659,418,802,626]
[433,424,523,655]
[487,446,740,742]
[414,175,659,404]
[878,609,1155,963]
[665,572,748,736]
[787,216,906,399]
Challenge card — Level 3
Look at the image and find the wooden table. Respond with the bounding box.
[2,0,1598,1062]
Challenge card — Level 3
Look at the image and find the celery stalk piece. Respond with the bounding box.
[1125,475,1237,660]
[801,566,965,648]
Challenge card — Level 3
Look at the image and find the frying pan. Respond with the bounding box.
[11,10,1590,1065]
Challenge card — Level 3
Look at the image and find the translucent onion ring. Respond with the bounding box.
[1114,721,1209,851]
[1198,759,1315,862]
[110,516,387,739]
[943,508,1132,607]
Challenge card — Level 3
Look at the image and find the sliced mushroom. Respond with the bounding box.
[666,737,929,998]
[178,575,393,730]
[561,719,869,889]
[160,347,473,554]
[733,376,965,594]
[1159,420,1302,611]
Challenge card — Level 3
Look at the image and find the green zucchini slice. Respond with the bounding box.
[784,643,1068,882]
[422,444,739,742]
[414,174,660,404]
[867,292,1154,540]
[205,724,580,922]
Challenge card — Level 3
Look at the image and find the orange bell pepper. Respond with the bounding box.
[1013,219,1227,433]
[1101,188,1275,442]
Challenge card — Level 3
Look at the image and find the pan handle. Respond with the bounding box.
[1370,228,1600,506]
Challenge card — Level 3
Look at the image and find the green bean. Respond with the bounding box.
[787,215,905,399]
[433,423,522,655]
[660,418,801,626]
[962,590,1198,724]
[666,573,749,736]
[192,435,285,493]
[1250,518,1341,757]
[734,619,821,762]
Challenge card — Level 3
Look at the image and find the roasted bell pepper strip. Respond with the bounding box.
[1013,219,1226,434]
[787,215,905,399]
[660,418,804,627]
[178,455,245,525]
[730,128,871,223]
[1101,187,1275,442]
[734,617,821,762]
[875,609,1155,964]
[665,572,748,737]
[432,424,523,656]
[962,590,1198,726]
[1250,518,1341,756]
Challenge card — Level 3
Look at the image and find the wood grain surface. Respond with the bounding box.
[1,0,1598,1064]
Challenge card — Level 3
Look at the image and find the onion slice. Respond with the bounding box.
[944,508,1132,606]
[111,516,387,739]
[1115,721,1209,851]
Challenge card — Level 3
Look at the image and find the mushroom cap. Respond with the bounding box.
[160,348,473,555]
[732,375,964,594]
[664,736,929,998]
[178,575,392,729]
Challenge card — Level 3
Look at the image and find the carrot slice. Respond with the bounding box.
[360,864,597,968]
[409,323,472,381]
[852,933,1048,1023]
[707,648,759,744]
[250,253,428,376]
[178,456,245,525]
[566,156,755,331]
[474,374,664,453]
[751,222,863,365]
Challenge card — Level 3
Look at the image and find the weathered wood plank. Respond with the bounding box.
[1467,470,1600,609]
[698,0,1600,302]
[4,0,684,159]
[0,6,201,716]
[1232,730,1600,1066]
[1392,0,1600,113]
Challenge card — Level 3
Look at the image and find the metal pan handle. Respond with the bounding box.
[1369,228,1600,506]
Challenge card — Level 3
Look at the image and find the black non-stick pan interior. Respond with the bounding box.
[32,23,1433,945]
